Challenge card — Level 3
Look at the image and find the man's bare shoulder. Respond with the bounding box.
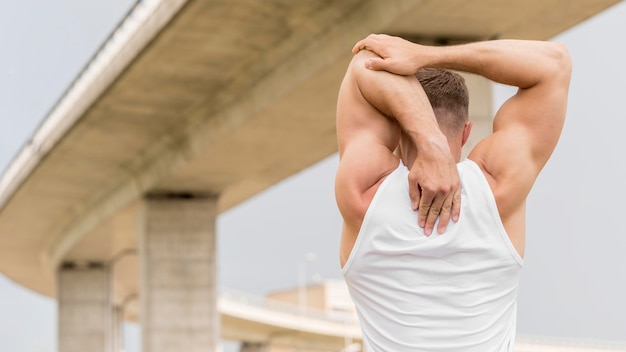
[335,51,403,222]
[468,129,536,206]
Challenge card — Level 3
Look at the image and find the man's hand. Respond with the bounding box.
[352,34,426,75]
[410,137,461,235]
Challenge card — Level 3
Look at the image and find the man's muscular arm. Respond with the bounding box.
[354,35,571,175]
[338,50,461,235]
[354,35,571,249]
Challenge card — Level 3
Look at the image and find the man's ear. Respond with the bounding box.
[461,121,473,147]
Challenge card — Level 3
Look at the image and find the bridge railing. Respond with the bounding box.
[219,288,360,325]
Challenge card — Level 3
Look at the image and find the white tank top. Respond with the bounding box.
[342,159,523,352]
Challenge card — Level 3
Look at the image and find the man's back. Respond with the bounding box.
[335,36,571,352]
[343,160,522,352]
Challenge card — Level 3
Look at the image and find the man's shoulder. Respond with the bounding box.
[467,134,537,200]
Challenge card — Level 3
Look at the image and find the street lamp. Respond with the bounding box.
[298,251,317,313]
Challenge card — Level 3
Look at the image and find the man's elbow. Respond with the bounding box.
[548,42,572,80]
[348,50,380,78]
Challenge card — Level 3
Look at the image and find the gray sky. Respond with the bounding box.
[1,1,626,351]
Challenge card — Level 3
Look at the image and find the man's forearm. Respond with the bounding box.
[350,50,448,151]
[422,40,571,89]
[354,35,571,89]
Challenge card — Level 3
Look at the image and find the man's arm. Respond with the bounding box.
[354,35,571,247]
[336,50,460,239]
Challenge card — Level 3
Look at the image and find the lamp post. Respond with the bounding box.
[298,251,317,313]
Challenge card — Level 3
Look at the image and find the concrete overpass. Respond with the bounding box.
[219,288,361,351]
[0,0,621,351]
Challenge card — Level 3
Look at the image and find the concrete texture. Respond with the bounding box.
[139,196,218,352]
[57,262,112,352]
[240,342,267,352]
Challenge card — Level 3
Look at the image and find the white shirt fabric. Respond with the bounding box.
[342,159,523,352]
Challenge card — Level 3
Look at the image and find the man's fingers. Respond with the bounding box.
[417,190,434,231]
[408,145,461,236]
[352,40,365,54]
[451,189,461,222]
[352,34,382,54]
[417,203,429,231]
[408,179,421,211]
[424,196,445,236]
[352,38,374,54]
[365,58,386,71]
[437,195,454,234]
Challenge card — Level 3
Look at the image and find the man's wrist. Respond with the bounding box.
[405,121,446,144]
[416,43,471,73]
[414,133,451,157]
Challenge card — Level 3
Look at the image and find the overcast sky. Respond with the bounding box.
[1,1,625,351]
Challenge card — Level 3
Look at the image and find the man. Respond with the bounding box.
[335,34,571,351]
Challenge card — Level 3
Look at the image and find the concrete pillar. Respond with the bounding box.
[240,342,266,352]
[112,305,124,352]
[460,73,493,158]
[140,195,218,352]
[57,262,112,352]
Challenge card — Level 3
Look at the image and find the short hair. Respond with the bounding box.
[415,68,469,133]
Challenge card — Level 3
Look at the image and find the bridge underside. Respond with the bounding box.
[0,0,620,349]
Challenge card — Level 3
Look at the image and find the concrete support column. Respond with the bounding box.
[240,342,267,352]
[112,305,124,352]
[57,262,112,352]
[140,195,218,352]
[460,73,493,158]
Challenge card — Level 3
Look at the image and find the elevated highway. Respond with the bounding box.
[0,0,621,350]
[219,289,360,350]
